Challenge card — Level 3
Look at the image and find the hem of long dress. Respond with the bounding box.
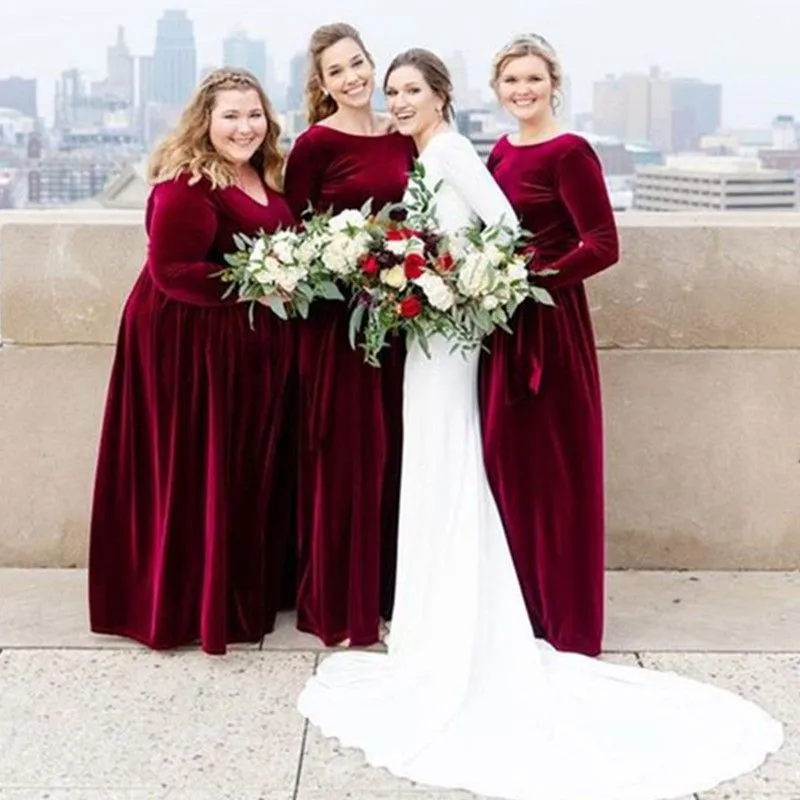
[298,693,783,800]
[90,623,268,656]
[295,618,382,649]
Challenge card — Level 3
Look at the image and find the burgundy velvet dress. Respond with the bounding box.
[480,133,619,657]
[284,125,415,646]
[89,173,296,655]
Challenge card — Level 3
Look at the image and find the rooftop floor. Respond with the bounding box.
[1,569,798,800]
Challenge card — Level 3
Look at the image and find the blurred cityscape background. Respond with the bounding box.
[1,8,798,213]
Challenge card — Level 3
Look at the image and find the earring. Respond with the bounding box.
[322,88,330,97]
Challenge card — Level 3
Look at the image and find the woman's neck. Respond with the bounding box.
[516,115,561,145]
[414,119,450,154]
[324,106,382,135]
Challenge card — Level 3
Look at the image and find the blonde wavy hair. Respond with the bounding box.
[490,34,564,111]
[148,67,285,190]
[304,23,374,125]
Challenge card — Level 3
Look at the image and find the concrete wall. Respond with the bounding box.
[1,210,799,569]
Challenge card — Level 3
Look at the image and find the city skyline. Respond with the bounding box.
[2,0,799,128]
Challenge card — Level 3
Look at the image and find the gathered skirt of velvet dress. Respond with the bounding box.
[296,129,783,800]
[89,175,297,655]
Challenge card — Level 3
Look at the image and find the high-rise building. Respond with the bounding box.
[223,30,267,86]
[153,9,197,107]
[286,52,307,113]
[593,67,721,153]
[0,76,37,118]
[101,26,135,105]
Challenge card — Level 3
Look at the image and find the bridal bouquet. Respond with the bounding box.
[217,228,343,321]
[311,163,556,366]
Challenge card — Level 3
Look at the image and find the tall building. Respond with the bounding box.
[153,9,197,107]
[0,76,37,118]
[223,30,267,86]
[593,67,721,153]
[285,52,307,113]
[102,26,135,105]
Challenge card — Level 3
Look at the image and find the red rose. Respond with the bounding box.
[361,254,379,275]
[386,228,412,241]
[398,296,423,318]
[437,252,454,272]
[403,252,426,279]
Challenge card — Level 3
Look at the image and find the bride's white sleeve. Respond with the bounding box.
[437,134,519,230]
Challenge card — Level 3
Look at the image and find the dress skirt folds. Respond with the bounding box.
[89,174,297,655]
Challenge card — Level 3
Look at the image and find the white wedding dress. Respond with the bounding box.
[297,129,782,800]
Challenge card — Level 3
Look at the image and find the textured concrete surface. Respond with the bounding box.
[0,569,797,799]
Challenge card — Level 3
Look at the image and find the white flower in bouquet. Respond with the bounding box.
[329,208,368,232]
[247,237,268,270]
[482,242,505,267]
[296,234,326,268]
[275,265,309,294]
[447,232,471,260]
[415,272,455,311]
[270,230,298,264]
[381,265,408,290]
[482,294,500,311]
[506,257,529,283]
[457,251,492,297]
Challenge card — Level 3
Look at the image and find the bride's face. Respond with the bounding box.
[385,65,443,140]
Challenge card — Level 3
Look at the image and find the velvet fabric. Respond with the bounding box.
[479,134,619,656]
[89,173,297,655]
[284,126,415,646]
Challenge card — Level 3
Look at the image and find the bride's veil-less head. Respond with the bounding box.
[383,48,455,124]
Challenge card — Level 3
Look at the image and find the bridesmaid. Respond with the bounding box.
[284,23,415,647]
[480,35,619,657]
[89,69,296,655]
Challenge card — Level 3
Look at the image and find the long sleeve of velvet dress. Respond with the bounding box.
[88,173,297,655]
[479,133,619,657]
[284,125,415,647]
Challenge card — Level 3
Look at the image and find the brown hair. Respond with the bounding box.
[491,34,563,111]
[384,48,455,122]
[148,68,284,190]
[305,23,374,124]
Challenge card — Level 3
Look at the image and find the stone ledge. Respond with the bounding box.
[2,214,800,347]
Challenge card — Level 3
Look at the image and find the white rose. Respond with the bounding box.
[506,258,529,283]
[248,237,268,270]
[342,233,370,262]
[329,208,368,232]
[482,295,500,310]
[385,238,407,256]
[381,265,408,290]
[275,265,308,294]
[271,231,297,264]
[457,252,492,297]
[483,243,504,267]
[416,273,454,311]
[296,237,320,267]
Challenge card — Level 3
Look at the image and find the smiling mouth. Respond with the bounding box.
[344,83,368,95]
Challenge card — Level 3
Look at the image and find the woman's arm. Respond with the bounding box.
[146,178,232,306]
[539,141,619,289]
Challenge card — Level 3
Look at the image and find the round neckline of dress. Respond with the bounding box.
[504,131,571,149]
[313,123,396,140]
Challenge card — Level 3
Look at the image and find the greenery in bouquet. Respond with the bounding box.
[217,228,343,324]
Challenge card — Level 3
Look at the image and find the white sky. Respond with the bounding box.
[2,0,798,127]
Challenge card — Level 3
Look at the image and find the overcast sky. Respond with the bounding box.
[2,0,798,127]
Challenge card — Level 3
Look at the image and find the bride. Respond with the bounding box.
[297,47,783,800]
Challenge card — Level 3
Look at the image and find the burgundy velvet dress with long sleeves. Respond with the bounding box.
[284,125,415,647]
[89,173,296,655]
[480,133,619,657]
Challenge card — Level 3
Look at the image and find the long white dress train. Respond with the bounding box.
[297,129,783,800]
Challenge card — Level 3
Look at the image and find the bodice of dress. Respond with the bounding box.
[412,129,517,235]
